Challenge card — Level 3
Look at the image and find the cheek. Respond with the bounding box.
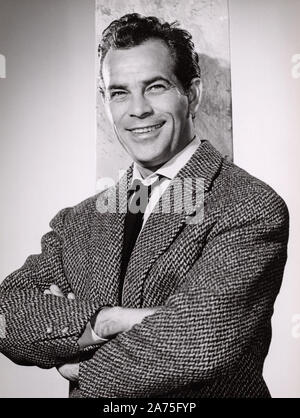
[172,96,189,121]
[104,103,115,125]
[106,102,126,126]
[150,93,188,121]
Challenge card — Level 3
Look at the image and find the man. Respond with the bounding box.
[0,13,289,398]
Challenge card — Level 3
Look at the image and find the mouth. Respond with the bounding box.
[127,122,165,134]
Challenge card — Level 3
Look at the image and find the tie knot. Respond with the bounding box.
[128,179,152,214]
[130,179,151,194]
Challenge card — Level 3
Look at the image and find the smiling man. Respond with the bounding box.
[101,37,200,174]
[0,13,289,398]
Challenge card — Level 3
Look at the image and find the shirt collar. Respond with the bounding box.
[132,136,202,186]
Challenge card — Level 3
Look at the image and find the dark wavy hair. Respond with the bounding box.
[98,13,201,94]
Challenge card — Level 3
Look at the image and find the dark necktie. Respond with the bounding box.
[119,179,152,302]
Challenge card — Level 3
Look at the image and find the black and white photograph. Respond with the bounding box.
[0,0,299,399]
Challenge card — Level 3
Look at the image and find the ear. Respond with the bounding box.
[187,77,202,117]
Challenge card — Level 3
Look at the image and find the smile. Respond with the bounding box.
[129,122,165,134]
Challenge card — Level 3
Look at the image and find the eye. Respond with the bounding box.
[110,91,128,100]
[148,84,167,93]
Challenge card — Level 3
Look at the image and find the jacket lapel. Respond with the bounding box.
[87,167,133,305]
[121,140,223,307]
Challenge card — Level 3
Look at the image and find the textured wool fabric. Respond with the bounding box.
[0,140,289,398]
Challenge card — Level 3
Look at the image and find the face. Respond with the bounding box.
[102,39,200,170]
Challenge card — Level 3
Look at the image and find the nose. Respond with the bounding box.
[128,93,153,119]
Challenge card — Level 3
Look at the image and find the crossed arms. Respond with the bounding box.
[0,185,289,397]
[43,284,159,382]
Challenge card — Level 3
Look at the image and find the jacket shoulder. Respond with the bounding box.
[216,158,289,224]
[49,193,100,233]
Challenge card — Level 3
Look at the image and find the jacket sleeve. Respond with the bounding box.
[0,208,102,369]
[78,187,289,397]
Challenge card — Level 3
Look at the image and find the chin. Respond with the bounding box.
[134,150,167,168]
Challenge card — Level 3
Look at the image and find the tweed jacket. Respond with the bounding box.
[0,140,289,398]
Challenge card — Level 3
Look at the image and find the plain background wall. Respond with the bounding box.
[0,0,299,397]
[230,0,300,398]
[0,0,96,397]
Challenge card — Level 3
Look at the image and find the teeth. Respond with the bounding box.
[131,123,163,134]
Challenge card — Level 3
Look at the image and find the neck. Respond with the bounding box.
[136,134,197,179]
[137,164,161,179]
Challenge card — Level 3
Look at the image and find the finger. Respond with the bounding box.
[57,365,70,380]
[44,289,51,295]
[57,364,69,377]
[67,293,75,300]
[50,284,64,298]
[56,363,79,382]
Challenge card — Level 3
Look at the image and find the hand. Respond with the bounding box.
[57,362,79,382]
[93,306,159,339]
[44,284,75,300]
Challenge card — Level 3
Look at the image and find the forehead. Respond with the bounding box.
[102,39,177,88]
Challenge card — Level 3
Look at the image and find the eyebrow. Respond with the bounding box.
[107,76,172,91]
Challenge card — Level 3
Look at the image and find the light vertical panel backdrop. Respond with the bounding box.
[0,0,96,397]
[96,0,232,182]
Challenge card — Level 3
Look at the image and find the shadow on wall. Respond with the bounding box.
[196,53,233,161]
